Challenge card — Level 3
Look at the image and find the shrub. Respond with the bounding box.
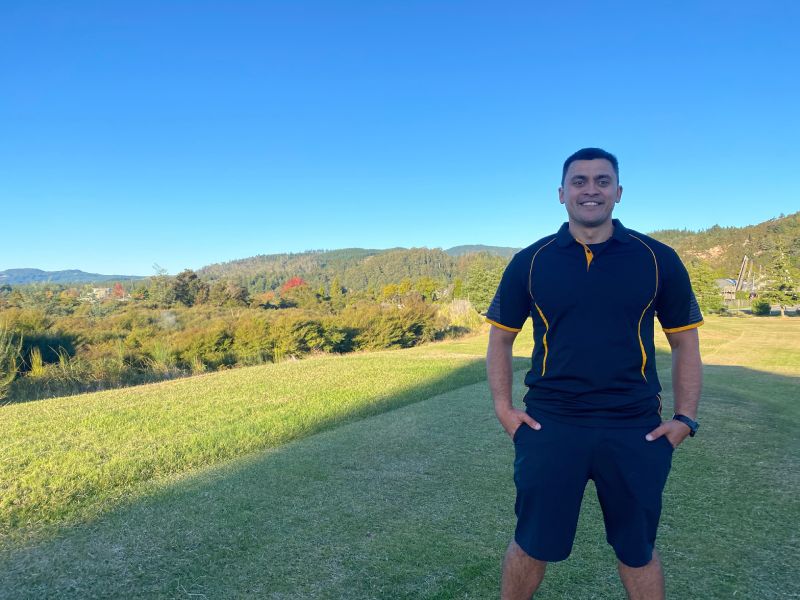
[348,301,438,350]
[752,299,772,316]
[269,314,331,359]
[437,299,483,331]
[231,316,273,365]
[145,341,178,375]
[173,322,235,369]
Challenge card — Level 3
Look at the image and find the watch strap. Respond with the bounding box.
[672,414,699,437]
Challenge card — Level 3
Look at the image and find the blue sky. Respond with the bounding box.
[2,1,799,275]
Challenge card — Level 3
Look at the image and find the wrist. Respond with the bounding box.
[494,402,515,416]
[672,413,699,437]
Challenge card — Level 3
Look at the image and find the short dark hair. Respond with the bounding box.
[561,148,619,185]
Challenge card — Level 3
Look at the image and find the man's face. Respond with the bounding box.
[558,159,622,229]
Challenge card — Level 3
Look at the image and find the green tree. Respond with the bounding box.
[415,276,438,301]
[464,255,506,313]
[329,276,344,308]
[761,248,798,317]
[381,283,399,301]
[751,298,771,316]
[452,277,464,299]
[148,264,176,306]
[279,277,317,309]
[397,278,412,295]
[687,261,723,314]
[209,281,250,307]
[173,269,209,307]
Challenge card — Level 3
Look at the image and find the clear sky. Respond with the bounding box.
[2,1,799,275]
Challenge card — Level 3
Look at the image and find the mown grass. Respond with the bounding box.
[0,344,503,543]
[1,317,798,598]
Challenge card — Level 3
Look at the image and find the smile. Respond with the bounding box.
[579,201,602,206]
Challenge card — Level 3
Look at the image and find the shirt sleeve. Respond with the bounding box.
[655,248,704,333]
[485,252,531,332]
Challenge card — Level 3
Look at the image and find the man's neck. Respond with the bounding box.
[568,220,614,245]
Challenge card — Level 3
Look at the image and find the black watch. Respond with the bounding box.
[672,414,699,437]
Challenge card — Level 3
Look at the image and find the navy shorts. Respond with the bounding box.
[512,413,674,568]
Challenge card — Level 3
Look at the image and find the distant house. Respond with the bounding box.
[79,286,130,302]
[91,287,112,300]
[715,278,737,302]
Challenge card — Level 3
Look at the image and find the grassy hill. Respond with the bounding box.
[195,212,799,292]
[1,317,798,598]
[198,247,466,293]
[650,210,800,277]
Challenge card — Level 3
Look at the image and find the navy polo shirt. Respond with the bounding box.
[486,219,703,426]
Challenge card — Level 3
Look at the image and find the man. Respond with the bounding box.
[486,148,703,599]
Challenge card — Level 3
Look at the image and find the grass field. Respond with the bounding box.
[1,317,798,598]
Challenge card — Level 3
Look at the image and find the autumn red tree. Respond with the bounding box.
[280,277,307,294]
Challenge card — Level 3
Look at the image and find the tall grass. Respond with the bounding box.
[0,325,21,400]
[27,347,46,378]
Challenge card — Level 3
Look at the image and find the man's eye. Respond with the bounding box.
[598,180,609,186]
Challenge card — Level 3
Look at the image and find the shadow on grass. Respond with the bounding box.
[2,362,797,599]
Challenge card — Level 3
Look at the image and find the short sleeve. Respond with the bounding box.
[485,252,531,332]
[655,248,704,333]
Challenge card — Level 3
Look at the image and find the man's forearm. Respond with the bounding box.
[487,338,515,413]
[671,342,702,419]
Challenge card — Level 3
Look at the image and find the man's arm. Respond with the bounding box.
[646,327,702,447]
[487,325,540,437]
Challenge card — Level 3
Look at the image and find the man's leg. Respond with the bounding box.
[617,548,665,600]
[593,427,673,600]
[501,540,546,600]
[507,417,591,598]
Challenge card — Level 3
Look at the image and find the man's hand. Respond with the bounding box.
[646,419,692,449]
[496,406,541,439]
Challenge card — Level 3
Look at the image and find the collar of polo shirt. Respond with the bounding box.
[555,219,632,248]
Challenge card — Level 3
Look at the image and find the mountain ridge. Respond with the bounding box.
[4,212,798,285]
[0,268,144,286]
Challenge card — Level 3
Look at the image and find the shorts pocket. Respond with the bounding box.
[513,423,529,443]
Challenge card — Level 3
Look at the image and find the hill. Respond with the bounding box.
[445,244,520,258]
[197,213,799,290]
[198,247,477,293]
[649,211,800,277]
[0,268,143,286]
